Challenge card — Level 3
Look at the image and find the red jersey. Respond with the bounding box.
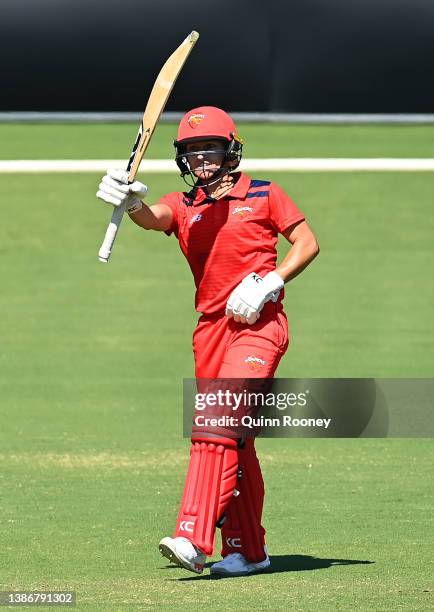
[160,172,305,315]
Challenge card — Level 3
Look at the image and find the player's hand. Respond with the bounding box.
[225,271,284,325]
[96,168,148,214]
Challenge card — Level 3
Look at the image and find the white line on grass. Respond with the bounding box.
[1,159,434,173]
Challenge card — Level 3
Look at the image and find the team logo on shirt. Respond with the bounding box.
[188,113,205,128]
[232,206,253,218]
[244,355,267,371]
[190,213,203,225]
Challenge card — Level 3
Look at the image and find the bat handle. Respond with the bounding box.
[98,204,125,263]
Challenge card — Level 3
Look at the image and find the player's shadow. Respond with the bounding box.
[164,554,374,580]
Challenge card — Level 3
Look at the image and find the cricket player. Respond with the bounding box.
[96,107,319,576]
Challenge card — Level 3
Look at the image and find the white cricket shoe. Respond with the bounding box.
[210,550,270,576]
[159,536,206,574]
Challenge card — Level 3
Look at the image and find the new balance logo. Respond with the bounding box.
[226,537,242,548]
[179,520,194,533]
[190,213,202,225]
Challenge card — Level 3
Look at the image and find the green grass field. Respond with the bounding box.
[0,124,433,610]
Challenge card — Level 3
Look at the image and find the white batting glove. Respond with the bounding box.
[96,168,148,214]
[226,271,284,325]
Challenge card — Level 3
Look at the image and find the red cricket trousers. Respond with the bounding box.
[193,301,289,380]
[191,301,289,560]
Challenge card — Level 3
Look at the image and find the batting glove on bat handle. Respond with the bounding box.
[96,168,148,214]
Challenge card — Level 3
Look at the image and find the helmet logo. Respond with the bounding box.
[188,113,205,128]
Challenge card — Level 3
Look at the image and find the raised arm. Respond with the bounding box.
[128,203,173,232]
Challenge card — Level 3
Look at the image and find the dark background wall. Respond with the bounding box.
[2,0,434,112]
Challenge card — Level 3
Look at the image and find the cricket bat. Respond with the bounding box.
[98,30,200,263]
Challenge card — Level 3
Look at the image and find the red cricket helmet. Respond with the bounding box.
[174,106,243,179]
[176,106,238,143]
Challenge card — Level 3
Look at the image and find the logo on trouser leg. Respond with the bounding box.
[244,355,267,372]
[226,537,242,548]
[180,520,195,533]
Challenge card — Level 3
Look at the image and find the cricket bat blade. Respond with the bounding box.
[97,30,200,263]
